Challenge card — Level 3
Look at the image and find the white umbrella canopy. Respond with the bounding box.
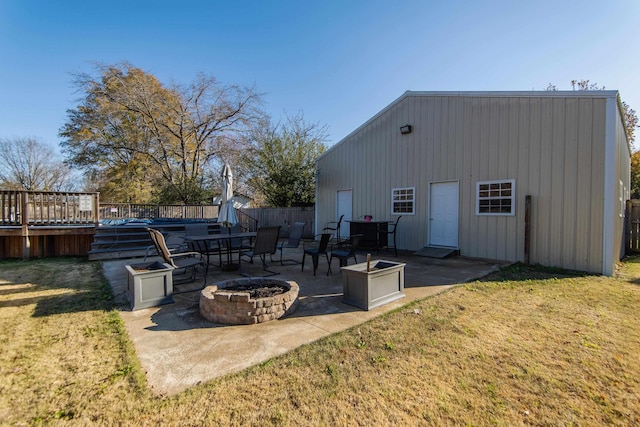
[218,164,239,227]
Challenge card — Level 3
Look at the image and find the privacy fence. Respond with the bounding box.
[626,200,640,254]
[98,203,315,237]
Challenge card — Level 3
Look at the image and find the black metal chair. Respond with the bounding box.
[272,221,306,265]
[301,233,331,276]
[327,234,362,275]
[381,216,402,257]
[147,228,205,288]
[323,214,344,243]
[239,226,281,276]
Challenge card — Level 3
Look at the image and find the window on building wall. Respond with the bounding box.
[392,187,415,214]
[476,180,515,215]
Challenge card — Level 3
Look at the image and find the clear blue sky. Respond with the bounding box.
[1,0,638,152]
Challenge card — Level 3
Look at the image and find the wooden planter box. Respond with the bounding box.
[125,261,174,310]
[341,260,405,310]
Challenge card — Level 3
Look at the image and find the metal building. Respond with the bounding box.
[315,91,631,275]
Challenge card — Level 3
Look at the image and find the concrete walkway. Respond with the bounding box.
[103,248,503,396]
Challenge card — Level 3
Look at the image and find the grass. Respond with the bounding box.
[1,257,639,425]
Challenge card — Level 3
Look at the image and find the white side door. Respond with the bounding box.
[337,190,352,240]
[429,181,459,248]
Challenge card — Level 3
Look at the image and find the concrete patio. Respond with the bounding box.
[103,247,505,396]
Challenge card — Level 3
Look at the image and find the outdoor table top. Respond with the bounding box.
[183,231,258,277]
[182,231,257,242]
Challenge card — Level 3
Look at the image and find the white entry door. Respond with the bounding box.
[429,181,459,248]
[337,190,352,240]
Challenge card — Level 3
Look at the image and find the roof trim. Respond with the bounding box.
[405,90,619,98]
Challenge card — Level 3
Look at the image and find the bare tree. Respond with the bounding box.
[571,79,605,91]
[0,137,77,191]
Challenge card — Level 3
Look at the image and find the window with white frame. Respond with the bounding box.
[476,179,515,215]
[392,187,415,215]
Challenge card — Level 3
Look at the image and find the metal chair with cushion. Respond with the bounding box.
[143,231,187,261]
[239,226,281,276]
[147,227,205,288]
[301,233,331,276]
[272,221,306,265]
[327,234,362,275]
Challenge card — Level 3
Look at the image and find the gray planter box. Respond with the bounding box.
[341,260,405,310]
[125,262,174,310]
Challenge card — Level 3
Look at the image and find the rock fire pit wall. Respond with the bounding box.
[200,278,299,325]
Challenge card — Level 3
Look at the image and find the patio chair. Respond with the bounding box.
[327,234,362,275]
[147,228,205,289]
[143,231,187,261]
[185,222,224,267]
[301,233,331,276]
[272,221,306,265]
[322,214,344,243]
[239,226,281,276]
[380,216,402,257]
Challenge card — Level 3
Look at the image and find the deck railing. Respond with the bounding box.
[0,190,99,226]
[99,202,261,231]
[99,203,219,221]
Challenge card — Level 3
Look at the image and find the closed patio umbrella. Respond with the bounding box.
[218,164,239,227]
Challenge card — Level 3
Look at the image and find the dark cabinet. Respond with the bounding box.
[348,220,388,249]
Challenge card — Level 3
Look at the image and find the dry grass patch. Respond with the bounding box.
[1,258,639,425]
[0,258,146,425]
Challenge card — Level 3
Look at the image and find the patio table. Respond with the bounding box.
[183,231,257,273]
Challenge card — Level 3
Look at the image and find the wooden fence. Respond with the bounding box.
[242,207,315,238]
[626,200,640,253]
[98,203,315,237]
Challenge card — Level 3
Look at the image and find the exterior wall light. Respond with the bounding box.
[400,124,412,134]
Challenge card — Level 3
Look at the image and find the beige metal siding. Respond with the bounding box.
[589,101,607,272]
[318,92,619,274]
[615,103,632,264]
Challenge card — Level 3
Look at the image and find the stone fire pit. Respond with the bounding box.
[200,277,299,325]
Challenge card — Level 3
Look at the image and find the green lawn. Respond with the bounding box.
[1,257,639,425]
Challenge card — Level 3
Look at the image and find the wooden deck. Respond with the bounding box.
[0,225,97,258]
[0,190,99,259]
